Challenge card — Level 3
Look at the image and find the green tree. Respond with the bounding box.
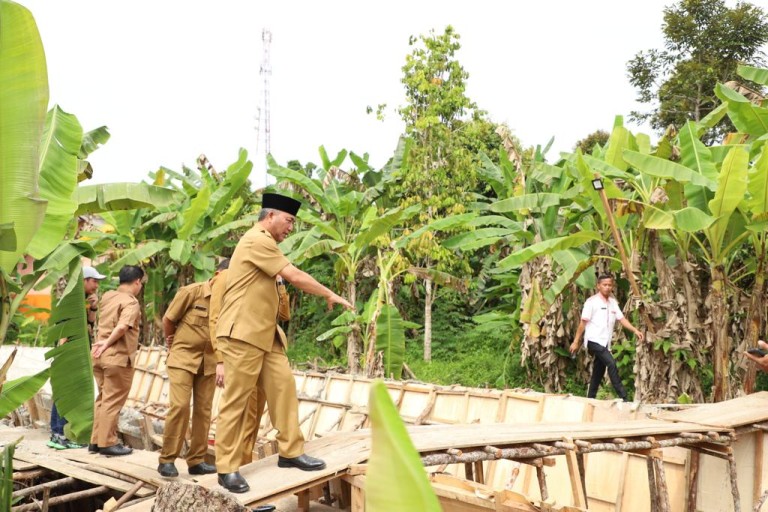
[627,0,768,143]
[574,129,610,154]
[393,26,500,362]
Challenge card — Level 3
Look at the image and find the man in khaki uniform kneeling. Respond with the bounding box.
[156,264,221,478]
[215,192,353,494]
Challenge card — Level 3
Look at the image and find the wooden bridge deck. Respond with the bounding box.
[8,376,768,512]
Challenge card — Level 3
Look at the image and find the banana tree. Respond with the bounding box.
[272,143,417,374]
[97,151,254,344]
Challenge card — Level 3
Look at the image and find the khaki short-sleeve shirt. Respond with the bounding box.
[96,290,141,367]
[216,227,290,352]
[164,280,217,375]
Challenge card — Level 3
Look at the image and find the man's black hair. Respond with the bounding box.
[118,265,144,284]
[597,273,614,283]
[217,258,231,271]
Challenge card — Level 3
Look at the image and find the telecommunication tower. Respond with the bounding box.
[256,28,272,187]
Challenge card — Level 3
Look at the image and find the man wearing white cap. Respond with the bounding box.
[48,265,106,450]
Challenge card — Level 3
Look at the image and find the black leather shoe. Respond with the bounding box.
[100,444,133,456]
[253,505,276,512]
[277,454,326,471]
[157,463,178,477]
[188,462,216,475]
[218,472,249,493]
[88,444,99,454]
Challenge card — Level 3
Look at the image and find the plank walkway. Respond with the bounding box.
[8,390,768,511]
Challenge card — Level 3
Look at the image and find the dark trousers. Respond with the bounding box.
[587,341,627,400]
[50,403,67,436]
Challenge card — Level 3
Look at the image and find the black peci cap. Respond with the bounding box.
[262,192,301,216]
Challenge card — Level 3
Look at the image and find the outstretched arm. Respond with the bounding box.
[279,264,353,311]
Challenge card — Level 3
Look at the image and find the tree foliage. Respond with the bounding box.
[627,0,768,142]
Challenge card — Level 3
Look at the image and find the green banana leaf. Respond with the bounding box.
[747,145,768,218]
[79,126,110,159]
[376,304,406,379]
[177,184,210,240]
[499,231,602,269]
[488,193,561,213]
[679,121,718,211]
[76,182,181,216]
[353,205,419,253]
[365,381,441,512]
[208,149,252,220]
[110,240,170,270]
[715,83,768,138]
[26,106,82,259]
[623,150,717,191]
[604,117,636,172]
[738,64,768,86]
[44,265,93,444]
[0,0,49,273]
[0,369,50,418]
[706,146,749,254]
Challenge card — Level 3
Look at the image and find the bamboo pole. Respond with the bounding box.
[110,481,145,511]
[594,177,656,334]
[11,486,109,512]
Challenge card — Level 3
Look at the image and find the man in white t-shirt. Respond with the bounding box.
[569,274,645,401]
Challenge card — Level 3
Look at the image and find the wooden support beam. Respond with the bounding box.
[563,438,586,508]
[686,451,699,512]
[576,452,588,505]
[652,451,671,512]
[535,464,549,502]
[110,480,144,511]
[473,461,485,485]
[727,454,741,512]
[647,455,659,511]
[11,485,110,512]
[296,489,310,512]
[12,468,49,481]
[12,476,76,499]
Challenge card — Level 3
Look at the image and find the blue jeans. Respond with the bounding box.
[587,341,628,401]
[50,403,67,436]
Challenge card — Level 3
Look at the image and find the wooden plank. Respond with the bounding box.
[652,392,768,428]
[13,449,152,496]
[563,438,586,508]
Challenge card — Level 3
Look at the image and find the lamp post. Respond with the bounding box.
[591,176,655,335]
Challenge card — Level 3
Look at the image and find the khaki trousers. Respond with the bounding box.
[159,364,215,466]
[215,337,303,473]
[240,385,267,465]
[91,361,134,447]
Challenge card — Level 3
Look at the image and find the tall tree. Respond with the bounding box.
[627,0,768,143]
[393,26,500,362]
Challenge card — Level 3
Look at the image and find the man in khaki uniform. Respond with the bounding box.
[90,265,144,457]
[215,193,353,494]
[209,260,267,467]
[156,267,220,478]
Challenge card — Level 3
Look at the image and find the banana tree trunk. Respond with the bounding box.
[424,278,434,362]
[710,265,730,402]
[346,281,361,374]
[743,239,766,393]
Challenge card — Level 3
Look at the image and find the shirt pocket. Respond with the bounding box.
[186,305,209,326]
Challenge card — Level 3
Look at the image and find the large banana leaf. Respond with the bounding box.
[353,205,419,253]
[26,106,82,259]
[623,151,717,191]
[176,184,210,240]
[489,193,561,213]
[375,304,406,379]
[0,368,50,417]
[208,149,252,220]
[604,117,636,172]
[76,182,181,215]
[706,146,749,256]
[44,264,93,443]
[499,231,603,269]
[365,381,441,512]
[0,0,49,273]
[0,223,15,251]
[715,83,768,138]
[679,121,718,211]
[110,240,170,270]
[747,145,768,219]
[738,64,768,86]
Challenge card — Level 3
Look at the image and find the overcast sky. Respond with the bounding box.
[22,0,677,188]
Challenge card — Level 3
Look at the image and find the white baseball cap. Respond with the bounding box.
[83,266,106,280]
